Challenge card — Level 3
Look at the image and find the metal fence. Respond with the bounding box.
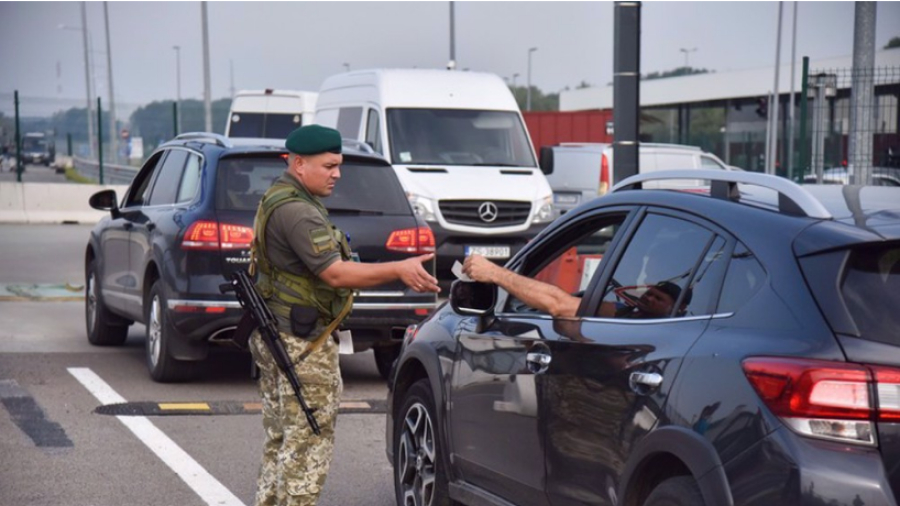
[804,66,900,184]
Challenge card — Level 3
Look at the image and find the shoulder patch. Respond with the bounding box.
[309,227,338,254]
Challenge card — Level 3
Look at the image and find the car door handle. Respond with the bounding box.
[123,222,133,230]
[525,352,551,374]
[630,371,663,388]
[146,222,156,232]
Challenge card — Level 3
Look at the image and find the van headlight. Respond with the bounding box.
[532,196,554,223]
[407,193,437,222]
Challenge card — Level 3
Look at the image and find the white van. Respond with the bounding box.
[601,143,734,189]
[225,89,318,139]
[315,69,554,278]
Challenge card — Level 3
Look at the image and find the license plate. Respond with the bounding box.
[554,193,579,205]
[465,245,511,259]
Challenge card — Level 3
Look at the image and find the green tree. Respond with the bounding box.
[643,67,711,81]
[129,98,231,153]
[509,85,559,111]
[885,36,900,49]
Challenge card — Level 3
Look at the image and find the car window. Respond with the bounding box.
[505,213,629,315]
[337,107,363,139]
[365,109,383,154]
[717,242,766,314]
[700,155,726,170]
[123,151,166,208]
[148,149,189,206]
[176,153,202,204]
[840,245,900,347]
[597,213,718,320]
[215,155,412,215]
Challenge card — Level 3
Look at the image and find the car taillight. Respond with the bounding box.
[386,227,435,254]
[182,220,254,250]
[599,153,610,196]
[743,357,900,446]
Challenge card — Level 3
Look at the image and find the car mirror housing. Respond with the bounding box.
[89,189,120,218]
[539,146,554,175]
[450,280,496,316]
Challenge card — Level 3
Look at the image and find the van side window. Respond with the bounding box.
[700,155,726,170]
[365,109,383,154]
[337,107,363,139]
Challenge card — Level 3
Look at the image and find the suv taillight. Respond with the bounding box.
[182,220,254,250]
[742,357,900,446]
[386,227,435,254]
[599,153,610,196]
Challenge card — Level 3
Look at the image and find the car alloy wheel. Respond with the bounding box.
[397,402,437,506]
[147,295,162,368]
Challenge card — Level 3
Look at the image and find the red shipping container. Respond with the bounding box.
[523,110,614,153]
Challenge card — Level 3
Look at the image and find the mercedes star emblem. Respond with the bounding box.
[478,201,499,223]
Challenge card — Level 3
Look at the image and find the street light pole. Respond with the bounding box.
[80,2,95,158]
[173,45,182,135]
[513,73,520,88]
[679,47,697,68]
[526,47,537,111]
[201,1,212,133]
[103,1,117,163]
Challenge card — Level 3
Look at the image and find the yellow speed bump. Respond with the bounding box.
[158,402,211,411]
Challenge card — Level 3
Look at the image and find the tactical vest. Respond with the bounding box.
[251,182,353,335]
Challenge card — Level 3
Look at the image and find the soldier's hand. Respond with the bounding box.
[398,253,440,293]
[462,254,500,284]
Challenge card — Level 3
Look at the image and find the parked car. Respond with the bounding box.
[539,143,735,219]
[85,133,436,382]
[386,169,900,506]
[803,167,900,187]
[21,132,54,166]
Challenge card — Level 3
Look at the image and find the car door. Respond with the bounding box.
[448,208,635,506]
[128,148,192,315]
[100,150,166,317]
[544,208,731,506]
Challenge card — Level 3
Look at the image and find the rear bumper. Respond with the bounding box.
[343,291,438,348]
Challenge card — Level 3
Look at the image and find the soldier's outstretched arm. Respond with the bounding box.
[318,253,440,293]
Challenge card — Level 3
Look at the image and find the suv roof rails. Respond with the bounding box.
[341,138,375,154]
[612,169,833,219]
[175,132,232,148]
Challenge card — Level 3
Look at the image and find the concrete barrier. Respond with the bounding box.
[0,182,129,224]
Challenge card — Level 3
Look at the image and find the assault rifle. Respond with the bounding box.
[220,269,321,435]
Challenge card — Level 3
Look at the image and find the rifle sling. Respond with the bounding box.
[297,293,354,363]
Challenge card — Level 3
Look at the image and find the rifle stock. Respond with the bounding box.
[221,270,321,435]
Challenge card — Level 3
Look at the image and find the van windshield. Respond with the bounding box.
[228,113,302,139]
[22,137,48,151]
[386,108,536,167]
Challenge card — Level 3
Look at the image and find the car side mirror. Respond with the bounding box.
[89,189,120,218]
[450,280,496,316]
[539,146,554,175]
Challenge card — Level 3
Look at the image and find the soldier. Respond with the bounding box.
[249,124,439,506]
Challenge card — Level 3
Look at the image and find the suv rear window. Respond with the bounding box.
[228,113,302,139]
[841,244,900,346]
[215,155,412,216]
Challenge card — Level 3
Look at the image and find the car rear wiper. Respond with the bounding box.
[326,208,385,215]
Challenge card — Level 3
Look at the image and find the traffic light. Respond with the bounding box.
[755,97,768,119]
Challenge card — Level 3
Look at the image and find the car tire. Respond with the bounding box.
[643,476,706,506]
[394,379,454,506]
[374,344,401,381]
[145,279,195,383]
[85,258,130,346]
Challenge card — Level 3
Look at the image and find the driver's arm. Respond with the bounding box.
[462,255,580,318]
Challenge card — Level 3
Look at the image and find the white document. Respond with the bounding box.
[337,330,354,355]
[451,260,473,282]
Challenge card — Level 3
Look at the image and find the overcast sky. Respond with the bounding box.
[1,1,898,115]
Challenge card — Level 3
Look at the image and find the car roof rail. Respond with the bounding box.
[341,138,375,154]
[612,169,833,219]
[174,132,232,148]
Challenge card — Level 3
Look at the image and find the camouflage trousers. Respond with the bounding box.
[249,330,342,506]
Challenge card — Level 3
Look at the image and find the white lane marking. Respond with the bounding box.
[68,367,246,506]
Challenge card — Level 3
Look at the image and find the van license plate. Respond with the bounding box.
[554,193,579,204]
[465,246,511,259]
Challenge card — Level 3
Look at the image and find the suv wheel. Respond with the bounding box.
[643,476,705,506]
[146,280,195,383]
[85,258,130,346]
[394,379,453,506]
[374,344,401,381]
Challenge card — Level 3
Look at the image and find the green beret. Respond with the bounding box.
[285,125,342,155]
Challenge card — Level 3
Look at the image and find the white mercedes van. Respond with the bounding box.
[315,69,554,278]
[225,89,318,139]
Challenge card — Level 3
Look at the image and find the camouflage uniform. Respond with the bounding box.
[250,171,353,506]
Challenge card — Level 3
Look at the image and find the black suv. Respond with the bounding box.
[85,133,436,382]
[386,170,899,506]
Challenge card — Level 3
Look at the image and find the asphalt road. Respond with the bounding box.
[0,221,398,506]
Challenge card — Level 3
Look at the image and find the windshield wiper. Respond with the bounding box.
[469,163,529,167]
